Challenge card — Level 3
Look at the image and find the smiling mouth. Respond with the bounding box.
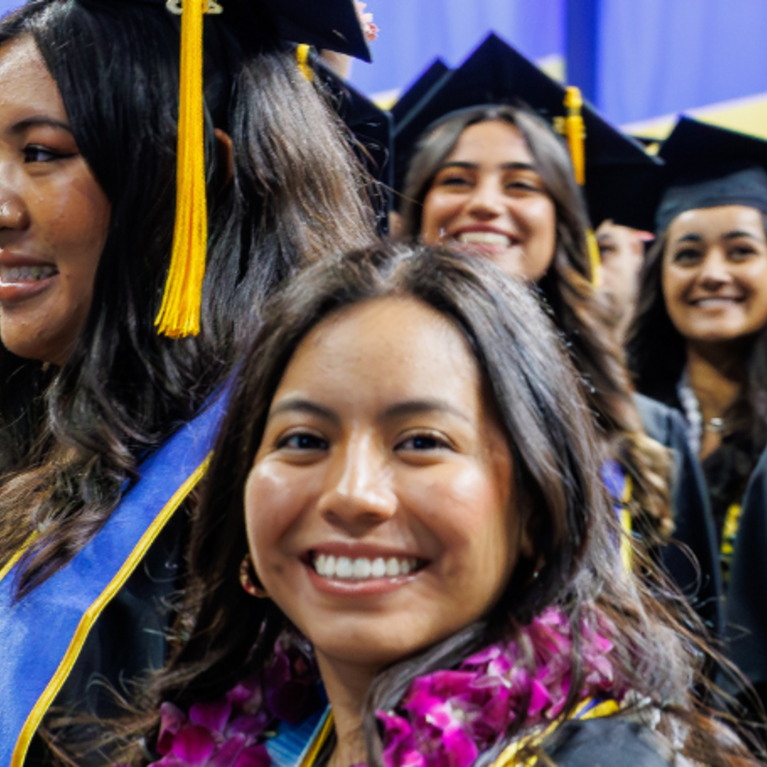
[689,297,743,307]
[311,553,425,581]
[456,231,514,248]
[0,265,59,283]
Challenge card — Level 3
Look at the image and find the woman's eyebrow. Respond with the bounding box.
[673,233,703,244]
[438,161,536,172]
[10,116,73,135]
[381,399,471,424]
[267,398,340,425]
[722,230,765,241]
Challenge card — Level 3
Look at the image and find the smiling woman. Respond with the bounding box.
[628,118,767,715]
[104,245,760,767]
[0,0,375,760]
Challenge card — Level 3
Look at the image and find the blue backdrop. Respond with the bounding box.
[1,0,766,127]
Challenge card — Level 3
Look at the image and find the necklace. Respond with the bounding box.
[704,416,726,434]
[677,373,728,451]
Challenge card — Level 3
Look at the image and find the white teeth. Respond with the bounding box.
[313,553,419,580]
[693,297,739,306]
[336,556,353,578]
[458,231,511,247]
[0,265,57,283]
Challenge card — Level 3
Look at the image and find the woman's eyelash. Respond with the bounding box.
[277,433,328,450]
[23,145,70,163]
[397,433,451,451]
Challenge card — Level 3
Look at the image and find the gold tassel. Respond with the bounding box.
[586,228,601,287]
[563,85,585,185]
[155,0,211,338]
[296,44,314,82]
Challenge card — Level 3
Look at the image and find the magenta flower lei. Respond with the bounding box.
[150,607,627,767]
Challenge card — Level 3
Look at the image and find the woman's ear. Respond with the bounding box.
[214,128,234,185]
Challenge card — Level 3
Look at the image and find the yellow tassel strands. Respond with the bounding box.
[563,86,585,185]
[296,44,314,81]
[554,86,600,286]
[156,0,221,338]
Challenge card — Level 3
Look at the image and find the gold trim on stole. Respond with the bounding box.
[11,454,211,766]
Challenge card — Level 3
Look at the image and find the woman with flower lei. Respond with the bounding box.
[108,247,760,767]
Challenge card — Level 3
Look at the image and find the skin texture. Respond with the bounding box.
[421,120,557,281]
[662,205,767,345]
[0,36,110,365]
[244,297,524,764]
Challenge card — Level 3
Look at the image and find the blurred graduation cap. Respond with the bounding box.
[655,116,767,233]
[390,58,451,128]
[118,0,371,337]
[393,33,662,233]
[309,52,394,231]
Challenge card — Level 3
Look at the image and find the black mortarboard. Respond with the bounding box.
[390,59,451,193]
[391,59,451,127]
[655,116,767,233]
[112,0,372,61]
[393,33,662,232]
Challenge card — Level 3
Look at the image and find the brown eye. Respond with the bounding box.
[672,248,701,265]
[278,432,328,451]
[23,145,64,163]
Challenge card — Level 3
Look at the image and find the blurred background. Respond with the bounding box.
[2,0,766,140]
[346,0,767,140]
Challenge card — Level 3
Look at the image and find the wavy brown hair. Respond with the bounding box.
[400,105,672,537]
[101,246,758,767]
[0,0,375,596]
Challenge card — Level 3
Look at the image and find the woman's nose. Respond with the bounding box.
[466,180,505,219]
[698,248,732,289]
[0,179,30,233]
[318,435,397,534]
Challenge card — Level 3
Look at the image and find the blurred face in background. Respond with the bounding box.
[596,220,651,338]
[421,120,557,281]
[662,205,767,346]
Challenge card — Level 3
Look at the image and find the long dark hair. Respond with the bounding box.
[0,0,375,595]
[399,105,673,536]
[114,246,756,766]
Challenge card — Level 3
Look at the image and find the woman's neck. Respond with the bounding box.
[685,341,744,459]
[316,653,378,767]
[685,342,743,415]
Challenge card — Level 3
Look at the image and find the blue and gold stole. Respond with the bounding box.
[0,391,229,766]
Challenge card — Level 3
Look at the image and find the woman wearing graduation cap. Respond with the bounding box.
[0,0,377,761]
[628,116,767,710]
[393,35,721,635]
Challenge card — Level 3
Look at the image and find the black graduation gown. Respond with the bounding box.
[724,443,767,711]
[635,394,723,637]
[542,717,674,767]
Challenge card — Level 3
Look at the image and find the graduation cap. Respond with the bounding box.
[655,116,767,233]
[394,33,662,234]
[390,59,451,193]
[310,53,394,231]
[120,0,370,337]
[391,58,451,129]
